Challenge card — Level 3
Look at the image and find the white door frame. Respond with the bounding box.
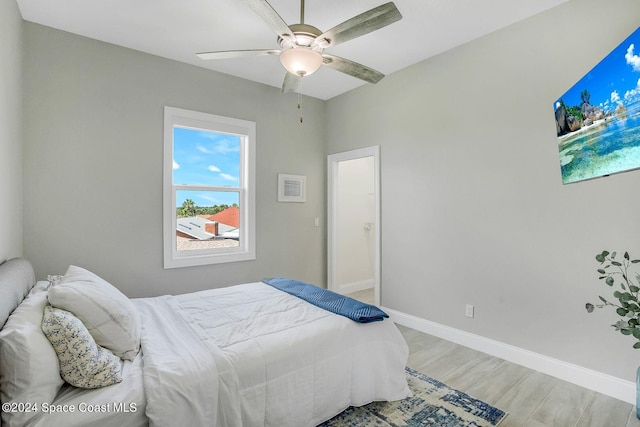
[327,146,380,305]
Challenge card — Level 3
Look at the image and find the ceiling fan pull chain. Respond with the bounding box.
[298,77,304,123]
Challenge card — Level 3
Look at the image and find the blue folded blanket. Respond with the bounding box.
[261,277,388,323]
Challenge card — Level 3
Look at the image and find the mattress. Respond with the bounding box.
[135,282,410,427]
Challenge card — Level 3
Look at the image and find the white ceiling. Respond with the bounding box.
[17,0,570,100]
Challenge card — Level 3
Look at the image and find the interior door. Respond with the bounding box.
[327,146,380,305]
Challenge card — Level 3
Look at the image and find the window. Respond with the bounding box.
[163,106,255,268]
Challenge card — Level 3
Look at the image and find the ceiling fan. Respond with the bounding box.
[196,0,402,93]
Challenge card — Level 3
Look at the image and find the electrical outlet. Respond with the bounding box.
[465,304,474,318]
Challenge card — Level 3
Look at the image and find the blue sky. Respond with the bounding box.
[555,27,640,112]
[173,127,241,207]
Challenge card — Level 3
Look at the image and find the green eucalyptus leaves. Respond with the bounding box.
[586,250,640,349]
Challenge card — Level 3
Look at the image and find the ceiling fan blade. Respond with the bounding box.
[314,2,402,48]
[322,54,385,84]
[196,49,280,60]
[282,72,300,93]
[242,0,296,45]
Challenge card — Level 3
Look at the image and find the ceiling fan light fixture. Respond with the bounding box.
[279,47,323,77]
[316,37,331,48]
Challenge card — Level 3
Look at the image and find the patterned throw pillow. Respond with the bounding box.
[41,306,123,389]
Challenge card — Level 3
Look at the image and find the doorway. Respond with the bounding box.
[328,146,380,306]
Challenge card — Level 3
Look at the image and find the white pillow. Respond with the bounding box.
[47,265,140,360]
[41,306,123,389]
[47,274,64,288]
[0,287,64,427]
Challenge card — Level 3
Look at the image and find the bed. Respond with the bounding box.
[0,258,410,427]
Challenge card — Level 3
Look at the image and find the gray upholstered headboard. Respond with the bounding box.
[0,258,36,329]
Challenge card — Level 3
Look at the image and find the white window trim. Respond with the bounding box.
[163,106,256,268]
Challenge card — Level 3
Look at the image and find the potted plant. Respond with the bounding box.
[585,250,640,417]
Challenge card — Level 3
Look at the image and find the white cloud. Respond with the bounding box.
[611,90,621,104]
[208,165,221,172]
[197,132,219,141]
[195,131,240,154]
[626,44,640,72]
[220,173,237,181]
[215,139,241,154]
[624,78,640,104]
[173,160,179,170]
[196,144,214,154]
[196,139,240,155]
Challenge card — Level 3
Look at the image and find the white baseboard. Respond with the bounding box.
[383,307,636,405]
[338,279,373,294]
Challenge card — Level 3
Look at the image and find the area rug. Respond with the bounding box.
[318,367,508,427]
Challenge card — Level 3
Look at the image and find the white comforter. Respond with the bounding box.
[134,282,410,427]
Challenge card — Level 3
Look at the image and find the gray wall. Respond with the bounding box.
[0,0,24,262]
[326,0,640,381]
[23,23,327,298]
[15,0,640,386]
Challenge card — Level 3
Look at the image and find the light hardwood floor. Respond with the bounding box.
[345,289,638,426]
[398,325,640,427]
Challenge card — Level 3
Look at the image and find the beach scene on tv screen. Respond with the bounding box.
[554,27,640,184]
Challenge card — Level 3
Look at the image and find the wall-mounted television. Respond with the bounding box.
[553,27,640,184]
